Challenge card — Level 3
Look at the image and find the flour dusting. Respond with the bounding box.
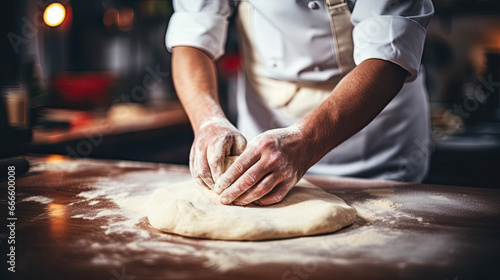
[60,163,456,274]
[429,195,450,201]
[352,199,400,222]
[21,196,54,204]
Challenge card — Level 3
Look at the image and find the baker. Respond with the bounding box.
[167,0,434,206]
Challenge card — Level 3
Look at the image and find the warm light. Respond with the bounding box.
[103,8,118,26]
[48,203,68,238]
[117,8,134,31]
[43,3,66,27]
[46,154,68,163]
[48,203,66,217]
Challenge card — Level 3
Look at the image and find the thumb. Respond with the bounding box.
[231,135,247,155]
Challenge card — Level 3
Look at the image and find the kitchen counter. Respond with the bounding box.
[1,156,499,279]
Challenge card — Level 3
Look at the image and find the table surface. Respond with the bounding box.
[1,156,499,280]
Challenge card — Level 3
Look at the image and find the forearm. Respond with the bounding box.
[172,46,226,134]
[298,59,408,167]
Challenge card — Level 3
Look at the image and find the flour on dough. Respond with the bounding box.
[146,176,357,241]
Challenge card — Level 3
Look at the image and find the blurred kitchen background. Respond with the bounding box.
[1,0,499,188]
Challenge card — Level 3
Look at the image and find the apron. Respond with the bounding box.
[235,0,430,182]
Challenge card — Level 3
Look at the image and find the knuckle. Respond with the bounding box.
[282,170,292,180]
[207,157,222,168]
[259,138,273,149]
[256,178,275,193]
[232,161,245,174]
[217,177,231,189]
[198,165,209,176]
[268,194,283,204]
[267,154,280,166]
[253,184,267,195]
[207,142,219,153]
[221,133,232,142]
[235,184,248,195]
[278,167,292,178]
[200,173,211,182]
[199,171,213,184]
[242,173,258,186]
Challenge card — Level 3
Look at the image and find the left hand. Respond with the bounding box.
[213,125,311,206]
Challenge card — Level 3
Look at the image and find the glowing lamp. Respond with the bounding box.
[44,3,66,27]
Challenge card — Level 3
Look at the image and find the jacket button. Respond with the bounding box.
[308,1,320,10]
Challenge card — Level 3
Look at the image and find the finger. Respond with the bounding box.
[207,137,232,183]
[189,142,196,173]
[189,146,195,175]
[194,148,215,189]
[232,135,247,155]
[232,173,281,206]
[189,144,211,189]
[219,160,270,205]
[214,148,260,195]
[254,181,294,205]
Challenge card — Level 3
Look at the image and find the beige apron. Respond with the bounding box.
[237,0,355,119]
[234,0,430,182]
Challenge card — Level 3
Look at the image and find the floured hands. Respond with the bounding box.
[190,117,247,190]
[214,125,311,206]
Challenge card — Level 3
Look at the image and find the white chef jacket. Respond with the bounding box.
[166,0,435,182]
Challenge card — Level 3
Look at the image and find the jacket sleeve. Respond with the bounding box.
[350,0,434,82]
[166,0,231,60]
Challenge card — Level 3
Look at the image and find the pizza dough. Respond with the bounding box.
[146,160,356,241]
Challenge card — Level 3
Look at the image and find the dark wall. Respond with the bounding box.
[1,0,22,87]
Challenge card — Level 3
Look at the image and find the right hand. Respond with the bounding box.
[190,117,247,190]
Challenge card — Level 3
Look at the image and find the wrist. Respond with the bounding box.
[197,116,229,130]
[292,118,334,169]
[186,97,227,134]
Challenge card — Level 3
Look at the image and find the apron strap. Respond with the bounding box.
[325,0,356,74]
[325,0,346,6]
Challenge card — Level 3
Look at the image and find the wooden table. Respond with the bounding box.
[1,156,499,279]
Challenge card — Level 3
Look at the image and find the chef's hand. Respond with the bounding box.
[214,126,310,206]
[190,118,247,190]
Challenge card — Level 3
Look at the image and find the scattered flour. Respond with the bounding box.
[70,171,192,238]
[351,197,426,225]
[352,199,399,222]
[90,254,121,266]
[84,226,437,273]
[63,165,453,274]
[21,196,54,204]
[429,195,450,201]
[311,227,399,248]
[66,169,371,272]
[31,159,90,173]
[370,199,399,211]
